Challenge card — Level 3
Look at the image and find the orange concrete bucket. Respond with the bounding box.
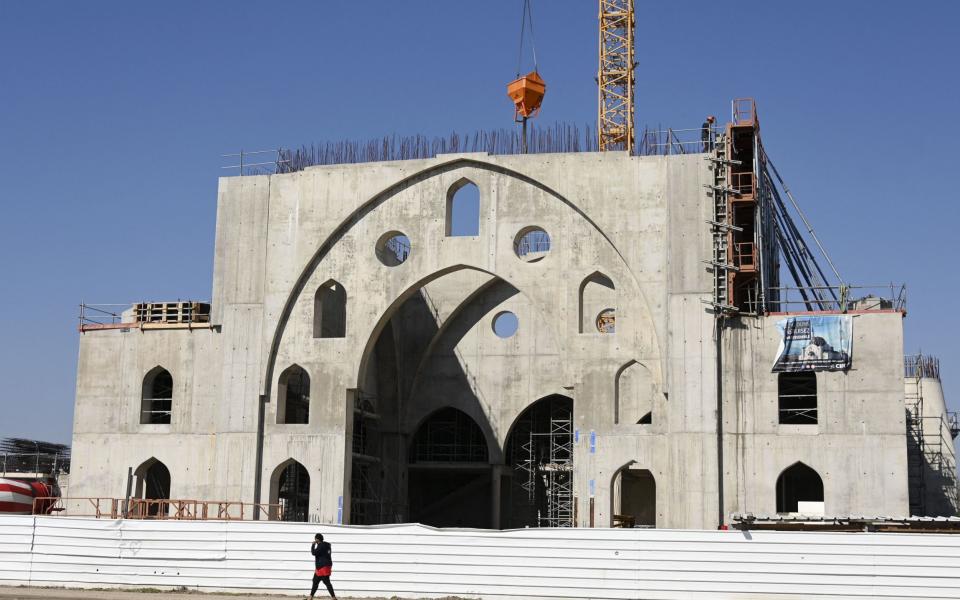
[507,71,546,119]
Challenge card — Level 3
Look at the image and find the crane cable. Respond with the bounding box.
[516,0,539,77]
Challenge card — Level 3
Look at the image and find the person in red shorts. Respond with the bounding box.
[310,533,336,599]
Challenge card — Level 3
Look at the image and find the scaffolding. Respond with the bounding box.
[704,98,864,317]
[512,399,574,528]
[905,354,959,516]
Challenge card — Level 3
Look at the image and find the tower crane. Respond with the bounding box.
[598,0,636,152]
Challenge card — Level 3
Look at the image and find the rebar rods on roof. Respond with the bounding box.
[277,122,599,173]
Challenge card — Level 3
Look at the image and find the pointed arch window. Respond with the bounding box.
[141,367,173,424]
[446,179,480,237]
[278,365,310,424]
[314,280,346,338]
[579,272,616,334]
[776,462,824,514]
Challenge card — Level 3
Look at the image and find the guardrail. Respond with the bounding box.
[35,497,284,520]
[79,301,212,332]
[752,284,907,314]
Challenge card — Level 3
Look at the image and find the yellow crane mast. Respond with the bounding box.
[598,0,635,152]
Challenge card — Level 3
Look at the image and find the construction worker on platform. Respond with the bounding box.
[702,115,716,152]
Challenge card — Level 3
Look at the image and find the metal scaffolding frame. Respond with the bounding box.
[905,354,959,516]
[513,400,575,528]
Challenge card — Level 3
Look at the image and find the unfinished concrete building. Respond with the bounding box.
[69,102,958,528]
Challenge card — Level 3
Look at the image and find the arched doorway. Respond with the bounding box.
[134,458,170,517]
[270,460,310,522]
[503,394,574,528]
[776,462,824,515]
[407,407,492,528]
[612,466,656,527]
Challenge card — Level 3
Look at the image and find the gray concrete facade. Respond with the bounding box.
[70,151,913,528]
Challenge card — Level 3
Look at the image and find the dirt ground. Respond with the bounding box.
[0,587,472,600]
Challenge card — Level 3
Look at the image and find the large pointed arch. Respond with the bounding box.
[261,158,661,402]
[502,393,574,529]
[254,158,666,509]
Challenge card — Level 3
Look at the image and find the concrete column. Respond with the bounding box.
[491,464,503,529]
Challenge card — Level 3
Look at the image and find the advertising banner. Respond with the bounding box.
[772,315,852,372]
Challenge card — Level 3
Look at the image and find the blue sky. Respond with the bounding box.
[1,1,958,444]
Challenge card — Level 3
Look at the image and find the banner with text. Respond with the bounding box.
[773,315,852,372]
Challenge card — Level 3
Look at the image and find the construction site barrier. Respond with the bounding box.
[33,497,283,521]
[3,515,960,599]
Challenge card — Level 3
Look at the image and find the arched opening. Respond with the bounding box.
[407,407,491,528]
[140,366,172,424]
[350,270,515,527]
[270,460,310,522]
[776,462,824,515]
[277,365,310,424]
[778,372,817,424]
[446,179,480,236]
[503,394,574,528]
[612,466,656,528]
[579,272,616,333]
[313,280,346,338]
[615,360,653,425]
[134,458,170,517]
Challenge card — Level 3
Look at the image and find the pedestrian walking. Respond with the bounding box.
[309,533,337,599]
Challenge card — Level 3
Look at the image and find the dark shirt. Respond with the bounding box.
[312,541,333,568]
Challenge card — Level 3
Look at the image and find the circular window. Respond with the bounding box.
[596,308,616,334]
[375,231,411,266]
[492,311,519,338]
[513,226,551,263]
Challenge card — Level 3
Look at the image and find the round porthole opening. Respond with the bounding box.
[492,311,519,338]
[596,308,616,334]
[513,227,551,263]
[375,231,411,266]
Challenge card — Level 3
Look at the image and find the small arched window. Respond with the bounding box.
[776,462,824,514]
[278,365,310,424]
[141,367,173,424]
[579,272,616,333]
[778,372,817,424]
[446,179,480,237]
[314,280,346,338]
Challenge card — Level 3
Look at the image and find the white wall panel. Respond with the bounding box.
[2,516,960,599]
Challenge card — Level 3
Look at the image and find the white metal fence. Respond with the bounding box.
[3,516,960,599]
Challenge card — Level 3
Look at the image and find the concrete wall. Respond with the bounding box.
[721,312,910,519]
[70,151,912,528]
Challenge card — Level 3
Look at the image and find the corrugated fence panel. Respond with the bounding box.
[4,516,960,599]
[0,515,34,585]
